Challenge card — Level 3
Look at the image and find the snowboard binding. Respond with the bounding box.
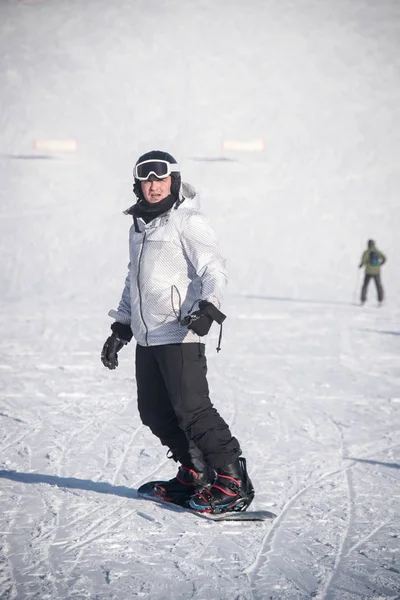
[189,457,255,514]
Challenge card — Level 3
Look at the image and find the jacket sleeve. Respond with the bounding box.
[181,212,228,309]
[378,250,387,265]
[108,264,132,324]
[360,251,368,267]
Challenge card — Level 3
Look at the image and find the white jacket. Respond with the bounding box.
[109,184,227,346]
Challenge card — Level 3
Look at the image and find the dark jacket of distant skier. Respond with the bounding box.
[108,182,227,346]
[359,241,386,275]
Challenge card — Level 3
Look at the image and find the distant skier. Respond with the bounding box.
[100,150,254,514]
[359,239,386,305]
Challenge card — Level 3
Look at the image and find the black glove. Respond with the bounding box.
[101,321,132,370]
[181,300,226,337]
[110,321,133,342]
[101,333,127,369]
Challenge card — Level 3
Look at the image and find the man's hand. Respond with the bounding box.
[181,301,226,337]
[101,333,127,370]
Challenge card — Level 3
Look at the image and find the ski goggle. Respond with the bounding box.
[134,159,180,181]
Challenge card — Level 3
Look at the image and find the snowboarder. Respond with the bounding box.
[101,150,254,513]
[359,239,387,305]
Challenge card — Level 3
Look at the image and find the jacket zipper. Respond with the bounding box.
[137,230,149,346]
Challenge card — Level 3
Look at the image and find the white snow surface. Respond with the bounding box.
[1,0,399,598]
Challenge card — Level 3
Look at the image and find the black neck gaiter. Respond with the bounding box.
[133,194,177,223]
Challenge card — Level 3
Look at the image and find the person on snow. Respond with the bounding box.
[101,150,254,514]
[359,239,387,305]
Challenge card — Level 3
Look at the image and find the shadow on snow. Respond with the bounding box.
[345,458,400,469]
[0,469,138,498]
[362,329,400,336]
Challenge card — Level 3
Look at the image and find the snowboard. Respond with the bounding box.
[137,481,276,522]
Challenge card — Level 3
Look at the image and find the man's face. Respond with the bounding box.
[141,175,172,204]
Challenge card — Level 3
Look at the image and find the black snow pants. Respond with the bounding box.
[135,343,241,471]
[361,274,384,302]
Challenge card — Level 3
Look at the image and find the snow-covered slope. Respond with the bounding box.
[1,1,399,598]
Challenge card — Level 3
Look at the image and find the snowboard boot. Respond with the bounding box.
[188,457,255,514]
[152,464,214,505]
